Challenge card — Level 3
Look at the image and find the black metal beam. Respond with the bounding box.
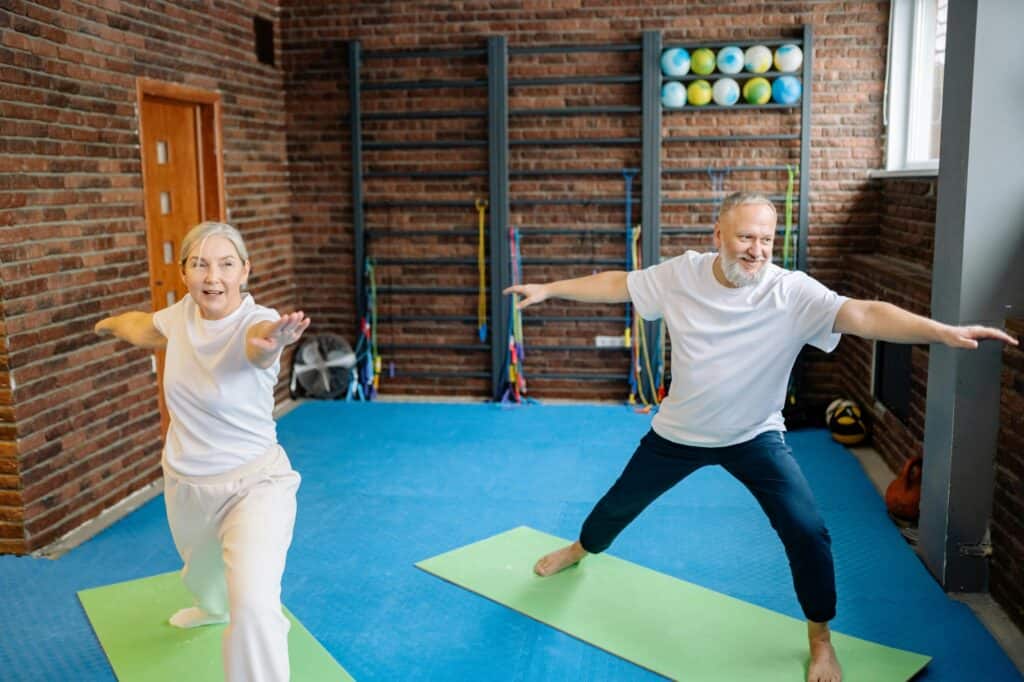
[363,47,487,60]
[349,41,366,332]
[640,30,663,396]
[510,43,640,55]
[798,23,813,271]
[488,36,511,400]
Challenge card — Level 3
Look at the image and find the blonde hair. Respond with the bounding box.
[179,221,251,289]
[718,192,777,220]
[180,221,250,266]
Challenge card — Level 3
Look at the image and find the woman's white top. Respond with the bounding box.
[153,294,280,476]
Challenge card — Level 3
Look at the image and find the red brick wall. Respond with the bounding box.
[1,0,298,553]
[842,178,1024,630]
[281,0,889,401]
[993,318,1024,631]
[838,178,937,472]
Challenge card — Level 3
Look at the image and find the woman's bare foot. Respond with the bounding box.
[807,621,842,682]
[533,541,588,576]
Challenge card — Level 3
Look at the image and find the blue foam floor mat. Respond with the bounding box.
[0,402,1020,680]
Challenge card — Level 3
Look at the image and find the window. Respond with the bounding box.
[884,0,948,171]
[873,341,913,424]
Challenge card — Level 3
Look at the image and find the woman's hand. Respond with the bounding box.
[249,311,311,354]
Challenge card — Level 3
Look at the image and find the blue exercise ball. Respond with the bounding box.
[661,81,686,108]
[772,75,802,104]
[661,48,691,77]
[716,46,744,74]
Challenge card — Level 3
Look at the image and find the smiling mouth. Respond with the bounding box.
[202,289,225,296]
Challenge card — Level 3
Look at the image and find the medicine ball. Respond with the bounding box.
[825,398,868,445]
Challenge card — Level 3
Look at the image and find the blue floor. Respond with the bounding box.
[1,402,1020,681]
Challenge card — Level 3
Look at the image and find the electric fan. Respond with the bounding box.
[289,333,357,399]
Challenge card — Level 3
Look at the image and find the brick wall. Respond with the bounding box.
[993,318,1024,631]
[839,178,937,472]
[281,0,889,401]
[841,177,1024,631]
[1,0,298,553]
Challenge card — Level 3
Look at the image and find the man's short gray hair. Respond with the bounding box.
[180,221,250,266]
[718,192,777,220]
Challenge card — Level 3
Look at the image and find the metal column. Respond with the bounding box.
[919,0,1024,592]
[487,36,511,399]
[348,41,366,329]
[639,30,663,393]
[797,24,812,270]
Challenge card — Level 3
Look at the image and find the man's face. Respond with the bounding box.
[713,203,776,287]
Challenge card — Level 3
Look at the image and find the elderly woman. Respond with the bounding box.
[95,221,310,682]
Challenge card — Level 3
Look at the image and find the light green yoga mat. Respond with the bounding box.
[416,526,931,681]
[78,572,353,681]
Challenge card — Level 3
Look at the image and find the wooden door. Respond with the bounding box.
[137,80,224,432]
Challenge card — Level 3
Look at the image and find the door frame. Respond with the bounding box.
[135,78,226,431]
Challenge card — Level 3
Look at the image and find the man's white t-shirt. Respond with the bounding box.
[153,294,280,476]
[627,251,848,447]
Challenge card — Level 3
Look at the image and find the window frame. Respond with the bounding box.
[885,0,944,172]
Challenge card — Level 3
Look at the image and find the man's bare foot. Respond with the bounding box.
[533,541,588,576]
[807,621,842,682]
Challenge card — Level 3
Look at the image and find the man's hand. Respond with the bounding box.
[503,284,549,310]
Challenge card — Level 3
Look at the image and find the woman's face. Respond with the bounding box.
[180,235,250,320]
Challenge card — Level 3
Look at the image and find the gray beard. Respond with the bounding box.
[721,253,771,287]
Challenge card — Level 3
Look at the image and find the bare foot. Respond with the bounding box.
[533,541,588,576]
[807,621,842,682]
[169,606,229,629]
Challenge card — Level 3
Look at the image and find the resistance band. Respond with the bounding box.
[623,170,638,401]
[476,199,488,342]
[349,257,379,400]
[708,167,730,226]
[500,226,528,404]
[783,164,796,269]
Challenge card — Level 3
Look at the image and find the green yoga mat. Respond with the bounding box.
[416,526,931,681]
[78,572,353,681]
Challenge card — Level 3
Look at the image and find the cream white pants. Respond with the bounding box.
[163,445,301,682]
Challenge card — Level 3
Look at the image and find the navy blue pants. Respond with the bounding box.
[579,429,837,623]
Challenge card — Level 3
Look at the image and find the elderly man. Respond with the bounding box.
[503,191,1017,682]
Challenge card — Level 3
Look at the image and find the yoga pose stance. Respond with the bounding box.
[95,221,310,682]
[505,192,1017,682]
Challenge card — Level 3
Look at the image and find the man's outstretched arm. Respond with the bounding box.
[833,299,1018,349]
[504,271,630,309]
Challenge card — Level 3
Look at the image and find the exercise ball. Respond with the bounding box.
[771,75,802,104]
[774,44,803,72]
[716,46,744,74]
[744,45,773,73]
[687,79,713,106]
[712,77,740,106]
[661,81,686,108]
[691,48,716,75]
[825,398,868,446]
[661,48,691,77]
[742,77,772,104]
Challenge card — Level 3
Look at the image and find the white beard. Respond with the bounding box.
[720,252,771,287]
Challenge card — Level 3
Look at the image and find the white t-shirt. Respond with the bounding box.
[153,294,280,476]
[627,251,848,447]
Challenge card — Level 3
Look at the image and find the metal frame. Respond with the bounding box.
[348,28,812,394]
